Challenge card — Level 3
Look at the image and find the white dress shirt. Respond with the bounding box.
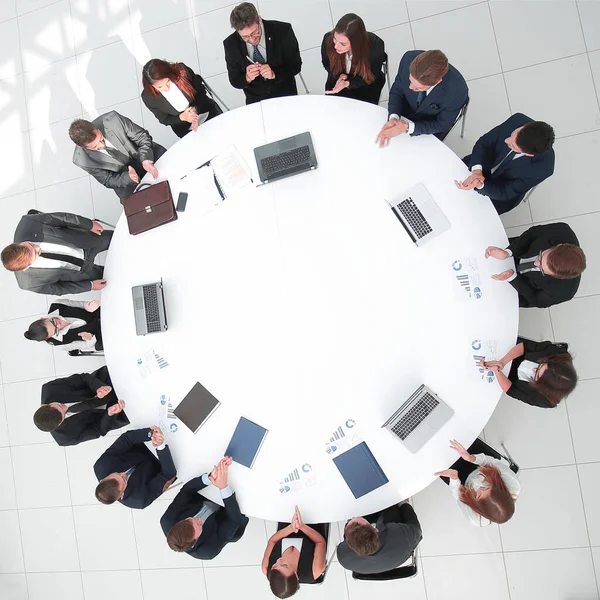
[471,151,526,189]
[282,538,303,553]
[245,25,268,62]
[48,300,97,352]
[389,82,439,135]
[344,53,352,74]
[160,83,190,112]
[96,138,118,157]
[33,242,85,271]
[518,359,539,382]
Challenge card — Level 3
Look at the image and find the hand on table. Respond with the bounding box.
[128,166,139,184]
[492,269,515,281]
[150,426,165,447]
[91,279,107,291]
[485,246,510,260]
[376,118,408,148]
[96,385,112,399]
[483,360,504,372]
[85,300,100,312]
[209,457,230,489]
[142,160,159,179]
[107,399,125,416]
[454,170,484,191]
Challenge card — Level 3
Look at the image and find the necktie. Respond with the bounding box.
[517,257,540,275]
[252,44,266,64]
[105,145,130,165]
[491,150,515,175]
[40,252,85,268]
[67,396,107,414]
[416,91,426,107]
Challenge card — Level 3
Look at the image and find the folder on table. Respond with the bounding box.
[173,382,221,434]
[225,416,268,469]
[333,441,389,499]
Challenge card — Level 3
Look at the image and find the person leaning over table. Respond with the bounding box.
[141,59,222,139]
[24,299,103,352]
[320,13,385,105]
[482,337,577,409]
[435,439,520,527]
[262,505,327,598]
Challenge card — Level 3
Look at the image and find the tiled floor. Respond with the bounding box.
[0,1,598,599]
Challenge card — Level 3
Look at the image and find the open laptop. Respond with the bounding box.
[382,384,454,453]
[389,183,450,246]
[254,131,318,184]
[132,280,167,335]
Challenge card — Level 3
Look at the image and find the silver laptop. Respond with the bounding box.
[389,183,450,246]
[382,384,454,453]
[132,280,167,335]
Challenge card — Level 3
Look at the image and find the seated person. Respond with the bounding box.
[436,439,520,527]
[482,337,577,408]
[161,457,248,559]
[377,49,468,145]
[2,211,110,295]
[262,505,327,597]
[141,59,222,138]
[336,501,422,574]
[24,299,102,352]
[456,114,555,214]
[70,111,166,202]
[94,426,176,509]
[34,366,129,446]
[321,13,385,105]
[485,222,586,308]
[224,2,302,105]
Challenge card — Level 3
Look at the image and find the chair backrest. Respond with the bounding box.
[438,96,469,141]
[472,438,519,474]
[309,522,331,585]
[352,550,418,581]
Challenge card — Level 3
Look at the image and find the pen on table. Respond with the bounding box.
[180,157,212,180]
[212,170,225,201]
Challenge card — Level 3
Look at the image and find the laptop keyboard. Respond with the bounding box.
[396,197,433,239]
[142,285,162,333]
[261,145,311,178]
[391,393,440,440]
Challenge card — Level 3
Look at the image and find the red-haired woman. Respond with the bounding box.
[483,337,577,408]
[320,13,386,105]
[141,59,222,138]
[435,440,520,526]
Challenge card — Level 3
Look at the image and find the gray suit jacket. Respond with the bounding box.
[72,111,155,190]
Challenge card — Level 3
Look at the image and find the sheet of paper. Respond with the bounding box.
[157,394,179,434]
[211,145,254,199]
[451,256,484,301]
[324,419,363,457]
[469,338,500,383]
[136,349,169,379]
[277,463,317,495]
[181,166,223,216]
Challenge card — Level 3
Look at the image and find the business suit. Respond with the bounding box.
[94,428,177,509]
[160,475,249,559]
[72,111,166,201]
[465,113,555,214]
[12,211,112,296]
[223,19,301,104]
[337,503,422,574]
[44,301,103,350]
[141,64,222,138]
[388,50,468,138]
[41,366,129,446]
[507,222,581,308]
[321,32,386,105]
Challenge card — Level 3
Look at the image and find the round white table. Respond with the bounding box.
[102,95,518,522]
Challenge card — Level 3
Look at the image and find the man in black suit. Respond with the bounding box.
[160,457,249,560]
[377,49,468,144]
[485,222,586,308]
[1,211,111,295]
[34,366,129,446]
[337,502,422,574]
[70,111,166,202]
[456,113,555,214]
[94,426,177,509]
[223,2,302,105]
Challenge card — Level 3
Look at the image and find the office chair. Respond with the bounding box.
[68,349,105,357]
[352,549,418,581]
[201,76,230,111]
[439,97,470,142]
[382,52,391,95]
[522,184,538,203]
[298,72,310,94]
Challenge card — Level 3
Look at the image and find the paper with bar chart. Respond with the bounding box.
[278,463,317,494]
[324,419,362,457]
[469,338,499,383]
[158,394,179,434]
[451,257,483,301]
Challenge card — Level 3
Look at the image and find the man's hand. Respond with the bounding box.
[485,246,510,260]
[96,385,113,399]
[91,279,107,291]
[78,332,93,341]
[127,165,139,184]
[492,269,515,281]
[434,468,459,480]
[85,300,100,312]
[90,221,103,235]
[376,118,408,148]
[209,457,230,489]
[246,63,261,83]
[259,63,275,80]
[142,160,159,179]
[449,439,474,462]
[107,399,125,416]
[151,426,165,447]
[325,74,350,95]
[454,170,485,191]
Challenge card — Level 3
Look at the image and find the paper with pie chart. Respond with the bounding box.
[469,339,499,383]
[451,257,484,301]
[278,463,317,494]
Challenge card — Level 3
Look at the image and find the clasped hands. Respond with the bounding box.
[246,62,275,83]
[376,117,409,148]
[454,169,484,191]
[209,456,232,489]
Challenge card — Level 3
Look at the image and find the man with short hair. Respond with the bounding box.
[70,111,166,202]
[160,456,249,560]
[485,222,585,308]
[2,211,111,295]
[223,2,302,105]
[456,113,555,214]
[337,502,422,574]
[377,49,468,144]
[94,426,177,509]
[35,366,129,446]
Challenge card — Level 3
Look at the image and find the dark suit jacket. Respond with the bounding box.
[12,211,112,296]
[94,428,177,509]
[45,302,102,349]
[223,19,301,104]
[388,50,468,136]
[467,113,555,211]
[160,475,249,560]
[41,366,129,446]
[507,223,581,308]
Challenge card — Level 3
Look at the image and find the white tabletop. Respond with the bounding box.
[102,96,518,522]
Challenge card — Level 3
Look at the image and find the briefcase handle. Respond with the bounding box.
[134,182,152,193]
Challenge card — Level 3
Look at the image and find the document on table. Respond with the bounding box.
[468,338,500,383]
[180,167,223,216]
[211,145,254,199]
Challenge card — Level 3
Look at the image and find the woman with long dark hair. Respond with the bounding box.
[141,59,222,138]
[482,337,577,408]
[320,13,386,104]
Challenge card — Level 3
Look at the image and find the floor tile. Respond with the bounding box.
[70,0,131,54]
[200,72,247,111]
[204,565,270,599]
[504,547,598,600]
[0,2,17,22]
[411,3,501,80]
[205,517,267,567]
[567,378,600,463]
[0,387,8,447]
[27,572,84,600]
[89,175,124,226]
[593,546,600,587]
[577,462,600,546]
[294,46,328,95]
[504,54,600,138]
[74,504,139,570]
[423,553,509,600]
[20,506,79,571]
[0,511,24,573]
[498,194,533,229]
[140,568,207,600]
[190,0,237,16]
[34,175,93,216]
[0,125,35,199]
[81,570,143,600]
[0,74,27,132]
[0,18,22,80]
[578,0,600,51]
[12,443,71,508]
[130,0,194,34]
[374,23,414,102]
[406,0,481,21]
[516,306,555,342]
[17,0,62,16]
[490,0,585,72]
[295,560,348,599]
[500,465,589,551]
[53,343,106,377]
[0,574,28,600]
[0,188,37,244]
[550,295,600,380]
[330,0,409,32]
[0,447,17,509]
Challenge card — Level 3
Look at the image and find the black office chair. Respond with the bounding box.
[68,349,105,357]
[200,75,230,112]
[382,52,392,96]
[352,549,418,581]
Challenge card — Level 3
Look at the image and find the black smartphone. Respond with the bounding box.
[176,191,188,212]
